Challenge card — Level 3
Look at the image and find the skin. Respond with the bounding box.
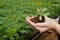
[26,16,60,34]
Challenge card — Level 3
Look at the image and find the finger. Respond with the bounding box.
[35,22,47,27]
[31,16,35,18]
[26,20,35,27]
[25,16,31,23]
[26,16,31,20]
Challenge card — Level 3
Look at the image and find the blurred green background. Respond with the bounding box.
[0,0,60,40]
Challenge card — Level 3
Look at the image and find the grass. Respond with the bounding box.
[0,0,60,40]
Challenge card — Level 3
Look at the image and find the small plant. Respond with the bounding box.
[37,8,50,16]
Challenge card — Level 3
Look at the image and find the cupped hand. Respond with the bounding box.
[26,16,58,33]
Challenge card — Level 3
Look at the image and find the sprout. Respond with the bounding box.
[37,8,50,16]
[39,15,42,20]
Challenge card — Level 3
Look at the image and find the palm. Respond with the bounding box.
[34,26,49,32]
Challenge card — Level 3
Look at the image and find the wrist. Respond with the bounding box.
[53,23,60,30]
[50,23,58,30]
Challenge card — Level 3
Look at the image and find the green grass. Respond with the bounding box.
[0,0,60,40]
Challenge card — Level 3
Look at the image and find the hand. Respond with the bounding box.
[26,16,58,33]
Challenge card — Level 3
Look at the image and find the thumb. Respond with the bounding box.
[45,16,52,21]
